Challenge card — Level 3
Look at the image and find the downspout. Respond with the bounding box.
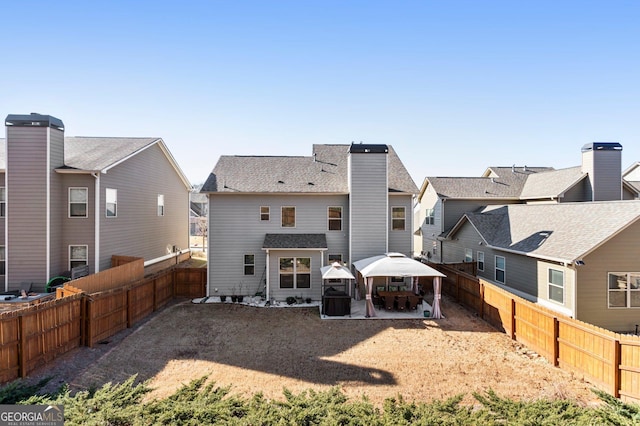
[46,127,51,281]
[92,172,100,272]
[265,249,270,303]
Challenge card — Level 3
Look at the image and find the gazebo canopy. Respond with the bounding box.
[320,262,356,280]
[353,253,446,278]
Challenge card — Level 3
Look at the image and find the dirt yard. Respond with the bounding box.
[27,295,600,407]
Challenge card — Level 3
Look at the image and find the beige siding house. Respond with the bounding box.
[1,113,191,292]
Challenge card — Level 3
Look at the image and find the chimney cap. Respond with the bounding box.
[349,143,389,154]
[581,142,622,152]
[5,113,64,130]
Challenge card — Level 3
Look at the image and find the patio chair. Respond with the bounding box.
[383,296,395,311]
[396,295,408,311]
[407,295,421,311]
[372,294,383,310]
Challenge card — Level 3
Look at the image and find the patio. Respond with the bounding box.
[321,296,435,320]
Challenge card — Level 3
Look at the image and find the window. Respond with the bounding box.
[106,188,117,217]
[425,208,435,225]
[392,207,406,231]
[69,187,88,217]
[328,253,342,264]
[69,245,88,269]
[279,257,311,289]
[477,251,485,272]
[0,187,5,218]
[464,248,473,262]
[0,246,4,276]
[548,268,564,304]
[260,206,270,221]
[495,256,506,283]
[244,254,255,275]
[282,206,295,227]
[328,207,342,231]
[608,272,640,308]
[157,194,164,216]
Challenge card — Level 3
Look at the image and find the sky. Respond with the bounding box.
[2,1,639,186]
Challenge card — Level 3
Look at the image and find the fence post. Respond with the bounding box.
[509,298,516,340]
[86,299,94,348]
[479,281,484,319]
[613,339,621,398]
[553,317,560,367]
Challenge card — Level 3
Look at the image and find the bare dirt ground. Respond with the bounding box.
[25,295,601,407]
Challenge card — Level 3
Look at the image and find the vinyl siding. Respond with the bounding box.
[388,194,414,256]
[267,249,324,302]
[349,152,388,261]
[6,127,54,290]
[208,193,349,299]
[577,219,640,332]
[99,143,189,271]
[419,187,441,262]
[561,179,590,202]
[583,149,622,201]
[535,261,575,316]
[49,129,65,279]
[0,172,5,288]
[60,174,96,274]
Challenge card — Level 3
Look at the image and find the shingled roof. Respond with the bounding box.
[201,144,418,194]
[451,201,640,262]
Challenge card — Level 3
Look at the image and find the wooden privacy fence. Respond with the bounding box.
[433,263,640,404]
[0,261,206,384]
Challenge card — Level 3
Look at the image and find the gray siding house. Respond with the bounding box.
[417,143,639,262]
[444,201,640,333]
[200,143,418,303]
[1,113,191,292]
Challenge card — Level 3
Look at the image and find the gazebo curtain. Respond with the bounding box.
[431,276,442,319]
[365,277,376,317]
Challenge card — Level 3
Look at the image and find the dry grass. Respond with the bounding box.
[40,295,601,407]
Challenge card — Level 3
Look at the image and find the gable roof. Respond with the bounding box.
[201,144,418,194]
[519,166,586,200]
[449,201,640,263]
[0,137,191,189]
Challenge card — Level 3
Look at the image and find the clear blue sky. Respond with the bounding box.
[2,1,639,186]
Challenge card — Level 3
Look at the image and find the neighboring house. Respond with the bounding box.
[623,161,640,195]
[443,201,640,333]
[417,143,639,262]
[190,184,208,250]
[1,113,191,292]
[200,143,418,302]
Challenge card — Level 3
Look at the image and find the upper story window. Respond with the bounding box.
[548,268,564,304]
[0,187,6,218]
[244,254,255,275]
[477,251,485,272]
[282,206,295,228]
[157,194,164,216]
[328,206,342,231]
[464,248,473,262]
[106,188,117,217]
[425,208,435,225]
[260,206,270,221]
[69,187,88,217]
[495,256,506,284]
[608,272,640,309]
[0,246,5,276]
[391,207,406,231]
[69,245,88,269]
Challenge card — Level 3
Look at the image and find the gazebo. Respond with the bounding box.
[352,253,446,318]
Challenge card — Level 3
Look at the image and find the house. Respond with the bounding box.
[200,143,418,302]
[623,161,640,194]
[417,143,639,262]
[1,113,191,292]
[443,201,640,332]
[189,184,208,250]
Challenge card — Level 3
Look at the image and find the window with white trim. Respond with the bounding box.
[328,206,342,231]
[260,206,270,221]
[464,248,473,262]
[157,194,164,216]
[106,188,117,217]
[392,207,406,231]
[0,187,5,218]
[279,257,311,289]
[282,206,295,227]
[548,268,564,304]
[477,251,484,272]
[425,208,435,225]
[69,187,88,217]
[495,256,506,284]
[608,272,640,308]
[69,245,88,269]
[0,246,4,276]
[244,254,255,275]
